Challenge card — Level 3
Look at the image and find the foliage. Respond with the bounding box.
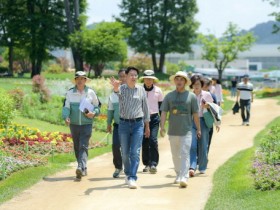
[71,21,130,77]
[22,94,64,125]
[0,1,70,77]
[32,75,51,103]
[7,89,25,110]
[125,53,153,72]
[46,63,63,74]
[198,23,256,81]
[252,124,280,191]
[255,88,280,98]
[0,89,15,124]
[165,61,180,75]
[118,0,199,72]
[264,0,280,34]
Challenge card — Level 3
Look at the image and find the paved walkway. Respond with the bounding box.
[1,98,279,210]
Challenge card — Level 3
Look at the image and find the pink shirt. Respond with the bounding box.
[195,90,214,117]
[146,85,164,114]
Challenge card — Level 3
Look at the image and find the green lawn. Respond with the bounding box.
[205,116,280,210]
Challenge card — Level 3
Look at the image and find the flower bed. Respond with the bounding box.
[0,123,73,180]
[252,124,280,191]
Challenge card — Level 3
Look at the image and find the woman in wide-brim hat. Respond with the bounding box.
[139,69,159,82]
[140,69,163,174]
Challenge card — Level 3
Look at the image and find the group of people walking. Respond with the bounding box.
[61,67,253,189]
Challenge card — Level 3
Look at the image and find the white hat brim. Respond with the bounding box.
[139,76,159,82]
[169,75,191,86]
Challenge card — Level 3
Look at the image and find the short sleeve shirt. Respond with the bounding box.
[160,90,199,136]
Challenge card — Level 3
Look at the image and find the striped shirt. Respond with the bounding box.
[237,82,254,100]
[118,84,150,122]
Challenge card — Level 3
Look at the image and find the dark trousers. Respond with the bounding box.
[112,123,122,170]
[240,99,251,122]
[142,114,160,167]
[70,124,92,170]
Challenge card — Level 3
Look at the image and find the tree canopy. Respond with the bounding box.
[198,23,256,81]
[71,22,130,77]
[118,0,199,73]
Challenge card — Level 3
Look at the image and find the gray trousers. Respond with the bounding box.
[70,124,92,170]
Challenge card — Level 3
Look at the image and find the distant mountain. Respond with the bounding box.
[243,21,280,44]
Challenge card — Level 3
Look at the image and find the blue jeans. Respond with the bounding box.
[119,119,144,181]
[70,124,92,170]
[142,114,160,167]
[190,118,209,171]
[240,99,251,123]
[112,123,122,170]
[231,87,237,97]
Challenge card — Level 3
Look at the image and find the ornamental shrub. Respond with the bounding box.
[32,75,51,103]
[252,124,280,191]
[8,88,25,109]
[0,88,15,124]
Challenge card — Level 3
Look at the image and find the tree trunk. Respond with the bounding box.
[158,52,165,73]
[72,48,83,71]
[64,0,83,71]
[218,69,223,82]
[93,63,104,77]
[151,53,158,72]
[8,42,14,76]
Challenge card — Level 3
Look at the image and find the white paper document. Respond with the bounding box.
[79,98,94,113]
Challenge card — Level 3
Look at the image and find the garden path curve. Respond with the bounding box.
[1,98,279,210]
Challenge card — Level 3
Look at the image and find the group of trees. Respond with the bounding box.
[0,0,265,79]
[0,0,130,77]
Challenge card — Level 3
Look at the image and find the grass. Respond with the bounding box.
[0,116,112,205]
[205,116,280,210]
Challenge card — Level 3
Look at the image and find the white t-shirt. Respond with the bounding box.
[237,82,254,100]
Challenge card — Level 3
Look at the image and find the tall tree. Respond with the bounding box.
[71,22,129,77]
[118,0,198,73]
[0,0,68,77]
[0,0,25,76]
[64,0,87,72]
[198,23,256,81]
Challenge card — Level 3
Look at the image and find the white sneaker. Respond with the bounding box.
[180,178,188,188]
[246,122,250,126]
[125,176,129,185]
[174,175,180,184]
[128,179,137,189]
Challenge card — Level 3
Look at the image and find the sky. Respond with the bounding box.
[86,0,277,37]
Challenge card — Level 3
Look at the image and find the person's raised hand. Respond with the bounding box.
[110,77,121,92]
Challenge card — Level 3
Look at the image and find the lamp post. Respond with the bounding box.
[7,37,13,76]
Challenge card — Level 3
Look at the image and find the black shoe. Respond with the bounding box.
[143,165,150,172]
[149,165,157,174]
[76,168,82,180]
[113,168,122,178]
[82,168,87,176]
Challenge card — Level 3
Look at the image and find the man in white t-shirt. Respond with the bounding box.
[236,74,254,126]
